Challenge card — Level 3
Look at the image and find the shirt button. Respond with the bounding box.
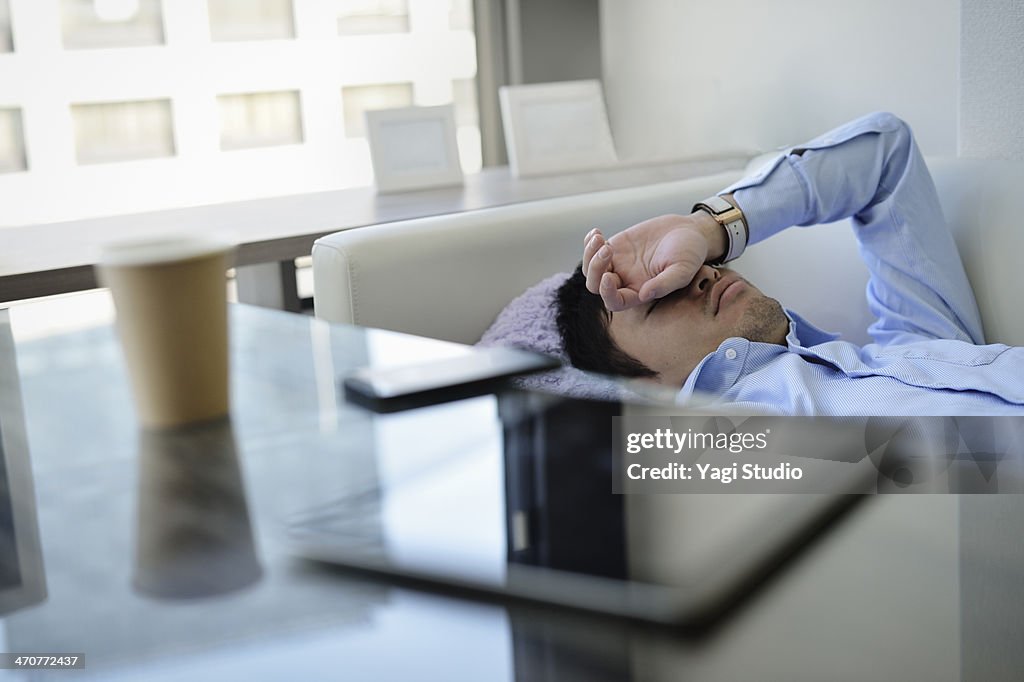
[725,349,738,360]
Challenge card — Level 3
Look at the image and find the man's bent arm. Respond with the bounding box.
[724,112,985,346]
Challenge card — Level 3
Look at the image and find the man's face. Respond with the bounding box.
[606,265,788,387]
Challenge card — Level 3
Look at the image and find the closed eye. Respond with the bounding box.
[645,287,688,318]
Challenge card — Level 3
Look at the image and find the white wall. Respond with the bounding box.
[599,0,959,160]
[959,0,1024,160]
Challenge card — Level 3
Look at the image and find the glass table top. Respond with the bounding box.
[0,295,1020,681]
[1,299,515,679]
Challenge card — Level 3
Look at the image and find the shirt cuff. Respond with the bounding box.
[725,156,809,246]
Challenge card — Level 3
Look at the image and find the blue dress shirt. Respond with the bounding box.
[678,112,1024,416]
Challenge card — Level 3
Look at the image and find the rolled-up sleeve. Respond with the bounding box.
[720,112,985,346]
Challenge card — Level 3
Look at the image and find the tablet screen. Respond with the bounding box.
[289,392,867,626]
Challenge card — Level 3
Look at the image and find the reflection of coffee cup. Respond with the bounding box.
[97,237,232,429]
[133,418,262,599]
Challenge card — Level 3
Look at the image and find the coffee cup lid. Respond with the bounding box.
[98,235,235,267]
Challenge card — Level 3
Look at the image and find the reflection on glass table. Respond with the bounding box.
[0,297,508,679]
[133,418,262,600]
[0,310,47,619]
[0,294,1010,681]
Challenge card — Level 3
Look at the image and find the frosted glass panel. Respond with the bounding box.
[0,0,12,52]
[218,91,303,150]
[0,1,479,226]
[72,99,175,164]
[60,0,164,49]
[337,0,408,35]
[449,0,473,31]
[0,108,27,173]
[452,79,478,127]
[208,0,295,42]
[342,83,413,138]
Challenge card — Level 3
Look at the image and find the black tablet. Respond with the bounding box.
[288,392,872,627]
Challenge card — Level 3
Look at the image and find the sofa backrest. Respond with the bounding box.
[313,171,741,344]
[929,158,1024,347]
[313,159,1024,347]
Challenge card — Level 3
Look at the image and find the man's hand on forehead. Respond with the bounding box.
[581,211,726,313]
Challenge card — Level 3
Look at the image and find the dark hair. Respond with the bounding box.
[554,264,657,379]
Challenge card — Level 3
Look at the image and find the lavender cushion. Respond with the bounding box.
[477,272,629,400]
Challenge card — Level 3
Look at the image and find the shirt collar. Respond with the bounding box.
[677,309,838,402]
[784,309,841,347]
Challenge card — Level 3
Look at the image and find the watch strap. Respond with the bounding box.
[692,195,748,264]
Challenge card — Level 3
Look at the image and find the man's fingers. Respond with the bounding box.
[581,229,604,279]
[638,263,699,302]
[599,271,624,310]
[599,271,641,312]
[585,243,612,294]
[582,231,604,276]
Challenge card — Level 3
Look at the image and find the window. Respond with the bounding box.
[72,99,175,164]
[341,83,413,138]
[218,91,304,150]
[449,0,472,31]
[337,0,409,36]
[450,78,482,172]
[1,2,479,227]
[0,108,26,173]
[60,0,165,49]
[208,0,295,42]
[452,78,478,127]
[0,0,13,52]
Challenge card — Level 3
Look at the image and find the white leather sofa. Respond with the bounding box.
[312,158,1024,350]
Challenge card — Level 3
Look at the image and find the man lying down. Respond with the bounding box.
[491,112,1024,416]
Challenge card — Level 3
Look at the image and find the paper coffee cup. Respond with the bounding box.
[97,236,233,429]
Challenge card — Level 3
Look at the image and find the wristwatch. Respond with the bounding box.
[692,195,749,264]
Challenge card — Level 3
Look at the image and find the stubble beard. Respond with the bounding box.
[736,295,789,346]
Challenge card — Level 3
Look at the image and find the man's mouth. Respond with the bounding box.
[711,276,746,315]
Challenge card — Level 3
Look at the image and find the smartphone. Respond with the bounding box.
[342,346,561,412]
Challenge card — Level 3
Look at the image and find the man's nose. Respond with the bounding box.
[688,265,721,297]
